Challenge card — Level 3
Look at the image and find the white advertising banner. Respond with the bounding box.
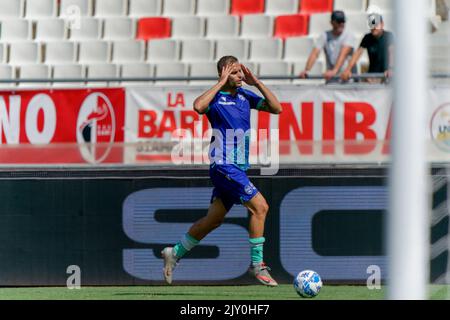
[125,85,450,165]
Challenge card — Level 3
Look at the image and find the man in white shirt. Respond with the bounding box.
[299,10,356,83]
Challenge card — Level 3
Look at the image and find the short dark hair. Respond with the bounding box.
[217,56,239,74]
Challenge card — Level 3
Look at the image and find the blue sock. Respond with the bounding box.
[249,237,265,266]
[173,233,200,259]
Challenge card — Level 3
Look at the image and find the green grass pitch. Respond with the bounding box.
[0,285,447,300]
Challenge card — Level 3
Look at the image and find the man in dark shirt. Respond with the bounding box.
[341,12,394,83]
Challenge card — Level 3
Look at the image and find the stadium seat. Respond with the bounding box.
[346,12,370,39]
[60,0,93,17]
[367,0,393,13]
[292,60,325,84]
[231,0,265,15]
[171,17,206,39]
[163,0,196,16]
[381,12,394,31]
[274,14,309,39]
[52,64,85,87]
[249,39,283,61]
[216,39,250,60]
[95,0,127,17]
[0,65,15,87]
[104,18,136,40]
[189,62,217,84]
[136,17,171,40]
[334,0,368,12]
[69,17,102,40]
[258,61,291,83]
[154,62,189,84]
[112,40,146,63]
[241,14,274,39]
[120,63,154,85]
[25,0,57,18]
[181,39,215,62]
[35,19,68,41]
[284,36,315,61]
[0,19,32,42]
[309,12,333,37]
[129,0,162,17]
[265,0,299,15]
[9,42,41,65]
[18,64,51,87]
[78,40,111,64]
[206,16,240,38]
[300,0,334,14]
[44,41,78,64]
[0,0,24,18]
[0,44,7,63]
[147,39,180,63]
[197,0,230,16]
[86,63,119,86]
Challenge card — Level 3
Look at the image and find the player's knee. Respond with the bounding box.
[253,201,269,218]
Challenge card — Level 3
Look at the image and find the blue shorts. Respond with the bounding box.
[209,163,259,212]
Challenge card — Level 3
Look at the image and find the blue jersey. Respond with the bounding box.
[205,88,265,171]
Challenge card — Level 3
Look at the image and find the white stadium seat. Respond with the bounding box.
[69,18,102,40]
[52,64,85,87]
[171,17,206,39]
[78,40,111,64]
[154,62,188,84]
[284,36,315,61]
[0,43,7,63]
[25,0,58,18]
[206,16,240,38]
[60,0,93,17]
[216,39,249,61]
[309,13,332,37]
[121,63,154,85]
[112,40,146,63]
[334,0,368,12]
[129,0,162,17]
[0,0,25,18]
[86,63,119,86]
[0,19,32,42]
[18,64,51,87]
[241,15,274,39]
[44,41,78,64]
[35,19,68,41]
[163,0,196,16]
[189,62,217,84]
[368,0,392,13]
[258,61,292,84]
[103,18,136,40]
[9,42,41,65]
[197,0,230,16]
[95,0,127,17]
[346,12,371,39]
[147,39,180,63]
[181,39,215,62]
[0,65,15,87]
[265,0,299,15]
[249,38,283,62]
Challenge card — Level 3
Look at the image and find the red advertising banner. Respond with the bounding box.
[0,88,125,164]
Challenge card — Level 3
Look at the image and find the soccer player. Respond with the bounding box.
[162,56,283,286]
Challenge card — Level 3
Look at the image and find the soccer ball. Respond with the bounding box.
[293,270,322,298]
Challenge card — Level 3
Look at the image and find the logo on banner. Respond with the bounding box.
[77,93,116,163]
[431,103,450,152]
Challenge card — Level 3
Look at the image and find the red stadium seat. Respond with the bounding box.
[231,0,264,15]
[299,0,333,14]
[136,17,171,40]
[274,14,309,39]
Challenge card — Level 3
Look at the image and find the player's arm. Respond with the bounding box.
[241,64,283,115]
[340,47,364,81]
[193,64,233,114]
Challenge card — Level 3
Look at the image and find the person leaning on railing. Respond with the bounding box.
[341,12,394,84]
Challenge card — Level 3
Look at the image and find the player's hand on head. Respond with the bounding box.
[241,64,259,86]
[219,64,234,84]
